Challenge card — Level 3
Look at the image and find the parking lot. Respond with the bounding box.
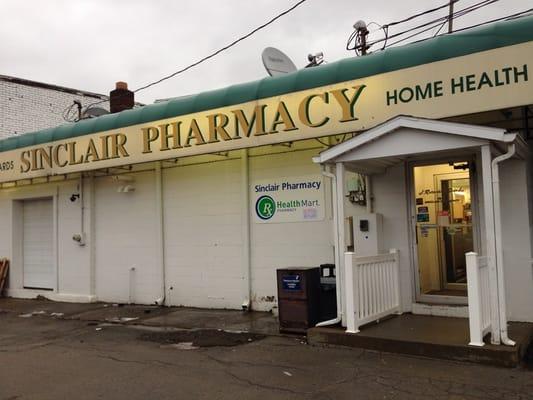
[1,299,532,400]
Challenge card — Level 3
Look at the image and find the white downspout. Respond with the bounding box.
[316,164,342,326]
[241,149,252,310]
[80,173,85,240]
[491,143,516,346]
[154,162,166,306]
[88,173,96,299]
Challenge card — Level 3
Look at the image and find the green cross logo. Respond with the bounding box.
[256,195,276,220]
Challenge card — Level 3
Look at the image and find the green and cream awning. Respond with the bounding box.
[0,15,532,183]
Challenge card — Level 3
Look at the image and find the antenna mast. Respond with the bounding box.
[448,1,455,33]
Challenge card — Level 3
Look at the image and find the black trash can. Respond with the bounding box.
[276,267,320,334]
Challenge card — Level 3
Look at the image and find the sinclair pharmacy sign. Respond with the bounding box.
[253,176,324,223]
[0,41,531,183]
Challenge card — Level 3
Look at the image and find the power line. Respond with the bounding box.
[379,0,499,46]
[134,0,309,93]
[347,0,460,53]
[384,0,459,28]
[388,6,532,48]
[450,8,533,32]
[83,0,310,112]
[367,0,500,49]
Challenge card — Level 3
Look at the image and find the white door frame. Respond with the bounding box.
[406,154,481,305]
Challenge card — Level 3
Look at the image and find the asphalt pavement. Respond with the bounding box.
[1,299,532,400]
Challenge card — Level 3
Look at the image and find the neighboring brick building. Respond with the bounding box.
[0,74,109,139]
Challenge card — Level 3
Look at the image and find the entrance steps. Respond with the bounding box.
[307,314,533,368]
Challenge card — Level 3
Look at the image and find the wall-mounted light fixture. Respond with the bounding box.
[117,185,135,193]
[111,175,135,193]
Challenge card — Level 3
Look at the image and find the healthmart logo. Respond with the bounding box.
[255,195,276,220]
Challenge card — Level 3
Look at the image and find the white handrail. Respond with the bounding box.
[345,249,401,333]
[467,252,492,346]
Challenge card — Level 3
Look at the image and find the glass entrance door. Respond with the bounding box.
[413,162,474,300]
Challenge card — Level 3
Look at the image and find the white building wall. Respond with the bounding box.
[57,180,92,297]
[0,179,93,301]
[163,158,244,309]
[371,163,413,311]
[94,170,159,304]
[249,148,334,311]
[2,140,529,323]
[499,159,533,322]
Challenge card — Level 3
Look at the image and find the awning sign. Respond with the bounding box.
[253,175,325,223]
[0,41,531,184]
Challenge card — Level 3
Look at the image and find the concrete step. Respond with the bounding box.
[308,315,533,368]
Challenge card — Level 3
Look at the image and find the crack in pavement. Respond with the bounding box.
[95,353,180,368]
[204,353,307,372]
[223,369,312,396]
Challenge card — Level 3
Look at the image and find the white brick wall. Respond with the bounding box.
[0,76,108,138]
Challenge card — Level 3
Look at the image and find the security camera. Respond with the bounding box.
[70,194,80,202]
[308,52,324,62]
[72,233,86,246]
[353,20,367,30]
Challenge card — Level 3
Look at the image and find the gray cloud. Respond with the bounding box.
[0,0,530,104]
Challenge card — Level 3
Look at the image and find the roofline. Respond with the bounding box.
[1,14,532,153]
[0,74,108,100]
[312,116,513,164]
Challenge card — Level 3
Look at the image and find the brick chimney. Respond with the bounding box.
[109,81,134,113]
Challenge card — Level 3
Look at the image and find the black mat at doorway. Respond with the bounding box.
[425,289,467,297]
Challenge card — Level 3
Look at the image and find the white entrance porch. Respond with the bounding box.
[314,116,529,347]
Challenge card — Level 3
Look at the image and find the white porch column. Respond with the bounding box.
[480,145,501,344]
[335,162,347,326]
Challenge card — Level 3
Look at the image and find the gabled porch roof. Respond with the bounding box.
[313,116,526,174]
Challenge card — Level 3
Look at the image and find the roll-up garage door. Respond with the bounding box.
[23,198,54,290]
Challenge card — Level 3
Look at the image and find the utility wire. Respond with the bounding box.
[82,0,309,112]
[367,0,500,49]
[386,0,497,46]
[347,1,459,52]
[135,0,308,93]
[384,0,459,28]
[388,6,532,48]
[450,7,533,32]
[379,0,498,46]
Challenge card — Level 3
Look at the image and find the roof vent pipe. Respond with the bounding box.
[110,81,134,113]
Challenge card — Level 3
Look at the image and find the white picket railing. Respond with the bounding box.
[466,252,492,346]
[344,249,401,333]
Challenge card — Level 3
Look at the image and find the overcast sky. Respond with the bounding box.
[0,0,530,105]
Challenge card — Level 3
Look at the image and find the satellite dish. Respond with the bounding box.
[82,107,109,119]
[262,47,297,76]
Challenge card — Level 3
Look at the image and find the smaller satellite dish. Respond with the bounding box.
[262,47,297,76]
[82,107,109,119]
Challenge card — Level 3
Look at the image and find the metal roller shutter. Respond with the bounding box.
[23,198,54,290]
